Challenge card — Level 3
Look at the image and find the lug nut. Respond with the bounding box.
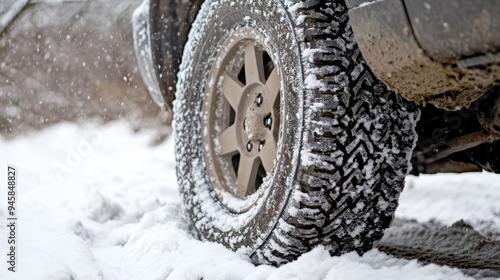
[255,93,263,106]
[264,116,273,128]
[258,141,265,151]
[246,142,253,152]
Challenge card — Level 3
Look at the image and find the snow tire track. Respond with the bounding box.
[379,219,500,278]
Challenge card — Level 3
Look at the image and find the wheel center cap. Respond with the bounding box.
[245,107,267,141]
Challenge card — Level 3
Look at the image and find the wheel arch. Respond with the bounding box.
[149,0,205,111]
[346,0,500,110]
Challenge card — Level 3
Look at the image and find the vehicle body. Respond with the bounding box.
[133,0,500,264]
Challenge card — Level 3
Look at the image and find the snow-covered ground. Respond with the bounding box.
[1,121,499,280]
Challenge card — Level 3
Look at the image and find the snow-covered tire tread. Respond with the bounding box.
[250,0,419,264]
[174,0,419,266]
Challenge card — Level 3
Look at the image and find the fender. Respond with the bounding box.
[347,0,500,109]
[133,0,203,111]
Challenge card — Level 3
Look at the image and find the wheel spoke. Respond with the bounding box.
[244,43,265,84]
[219,125,239,156]
[260,138,277,173]
[222,74,244,109]
[265,67,280,106]
[236,155,259,198]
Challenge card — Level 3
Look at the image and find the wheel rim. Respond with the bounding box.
[202,27,281,211]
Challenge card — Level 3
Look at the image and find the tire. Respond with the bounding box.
[174,0,419,265]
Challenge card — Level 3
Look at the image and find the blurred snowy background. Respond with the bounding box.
[0,0,164,138]
[1,1,500,280]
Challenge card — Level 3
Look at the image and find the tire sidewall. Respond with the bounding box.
[174,0,303,253]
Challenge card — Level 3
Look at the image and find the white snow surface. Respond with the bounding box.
[1,121,498,280]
